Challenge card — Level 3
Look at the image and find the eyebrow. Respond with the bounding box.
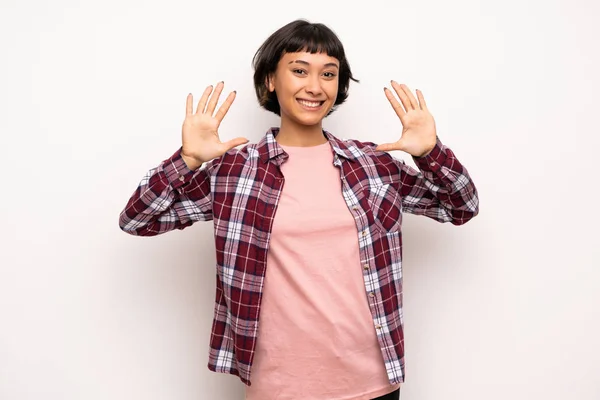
[288,59,339,69]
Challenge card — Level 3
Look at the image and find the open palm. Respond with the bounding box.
[181,82,248,169]
[376,81,437,157]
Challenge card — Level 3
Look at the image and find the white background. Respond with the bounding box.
[1,0,599,399]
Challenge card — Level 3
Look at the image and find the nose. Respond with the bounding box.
[305,75,323,96]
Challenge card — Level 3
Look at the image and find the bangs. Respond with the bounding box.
[280,24,345,60]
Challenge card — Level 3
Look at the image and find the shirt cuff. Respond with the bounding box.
[163,148,196,189]
[412,137,447,172]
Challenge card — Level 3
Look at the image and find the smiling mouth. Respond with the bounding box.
[297,99,325,109]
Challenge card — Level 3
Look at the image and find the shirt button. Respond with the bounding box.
[375,324,382,329]
[363,264,369,270]
[369,292,375,297]
[430,162,436,167]
[362,230,367,236]
[352,206,359,211]
[178,175,185,182]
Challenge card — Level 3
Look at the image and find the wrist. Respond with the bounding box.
[414,147,434,158]
[181,153,203,170]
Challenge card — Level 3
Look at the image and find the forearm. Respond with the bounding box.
[401,138,479,224]
[119,149,214,235]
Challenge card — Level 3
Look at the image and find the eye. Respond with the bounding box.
[293,69,307,75]
[323,72,337,78]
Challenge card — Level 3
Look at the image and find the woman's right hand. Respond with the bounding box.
[181,81,249,170]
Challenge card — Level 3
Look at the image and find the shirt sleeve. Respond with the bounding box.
[118,148,219,236]
[391,137,479,225]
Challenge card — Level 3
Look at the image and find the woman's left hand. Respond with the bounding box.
[376,81,437,157]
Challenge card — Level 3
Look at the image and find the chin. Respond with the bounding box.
[293,115,326,127]
[295,107,332,123]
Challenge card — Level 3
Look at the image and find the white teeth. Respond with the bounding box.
[298,100,321,108]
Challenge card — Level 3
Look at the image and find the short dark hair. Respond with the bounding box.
[252,19,359,116]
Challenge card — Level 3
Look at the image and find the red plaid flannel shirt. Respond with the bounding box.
[119,127,479,385]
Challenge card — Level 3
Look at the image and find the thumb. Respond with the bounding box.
[375,138,406,153]
[223,137,250,151]
[375,142,394,152]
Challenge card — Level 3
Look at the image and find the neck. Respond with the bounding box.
[275,117,327,147]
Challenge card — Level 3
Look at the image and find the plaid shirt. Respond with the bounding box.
[119,127,479,386]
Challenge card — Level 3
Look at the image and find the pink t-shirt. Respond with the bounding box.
[245,141,400,400]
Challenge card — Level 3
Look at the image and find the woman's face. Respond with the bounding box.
[268,51,340,128]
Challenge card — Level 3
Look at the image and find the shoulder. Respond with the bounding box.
[203,142,261,177]
[329,134,407,184]
[335,135,402,166]
[221,142,260,163]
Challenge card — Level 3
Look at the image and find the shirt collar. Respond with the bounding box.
[257,127,358,164]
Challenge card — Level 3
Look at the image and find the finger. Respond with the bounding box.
[196,85,213,114]
[416,89,428,110]
[214,91,236,123]
[375,142,395,152]
[376,138,406,152]
[384,87,406,120]
[222,136,249,151]
[206,81,224,116]
[401,83,419,110]
[391,81,415,111]
[186,93,193,116]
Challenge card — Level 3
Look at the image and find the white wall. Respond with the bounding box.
[1,0,599,399]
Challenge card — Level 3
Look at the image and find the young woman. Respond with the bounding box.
[119,19,479,400]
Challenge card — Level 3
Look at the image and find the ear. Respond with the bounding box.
[266,74,275,92]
